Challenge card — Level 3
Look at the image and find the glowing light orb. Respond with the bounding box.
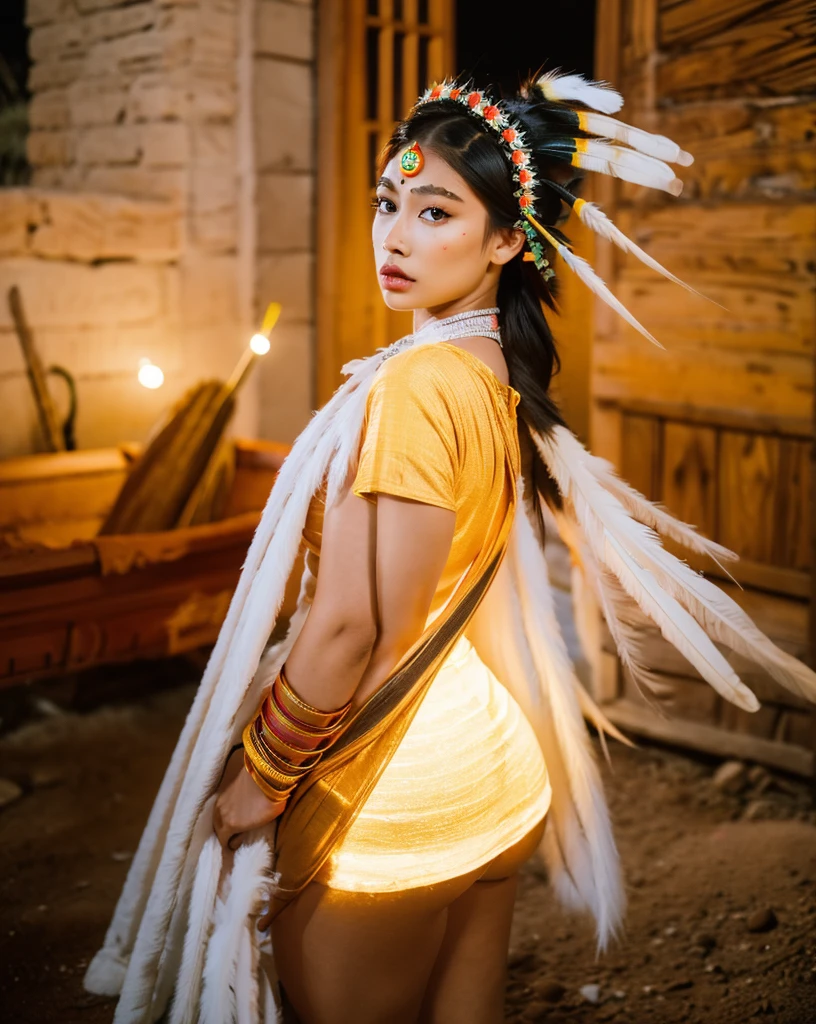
[250,333,271,355]
[137,358,164,389]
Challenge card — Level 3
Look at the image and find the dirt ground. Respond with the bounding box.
[1,670,815,1024]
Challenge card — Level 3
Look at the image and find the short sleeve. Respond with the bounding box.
[352,350,458,512]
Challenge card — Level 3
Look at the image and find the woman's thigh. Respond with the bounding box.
[271,865,485,1024]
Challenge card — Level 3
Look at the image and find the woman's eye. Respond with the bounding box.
[420,206,450,223]
[372,196,396,214]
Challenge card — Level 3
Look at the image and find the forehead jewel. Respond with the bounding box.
[399,140,424,177]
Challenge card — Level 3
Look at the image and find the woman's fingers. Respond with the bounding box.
[213,763,288,848]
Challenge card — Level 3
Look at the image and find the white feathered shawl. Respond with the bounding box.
[84,327,816,1024]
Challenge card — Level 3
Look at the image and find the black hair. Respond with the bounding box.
[380,85,577,513]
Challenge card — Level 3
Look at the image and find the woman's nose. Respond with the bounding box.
[382,222,409,256]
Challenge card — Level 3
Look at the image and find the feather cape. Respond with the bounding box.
[84,320,816,1022]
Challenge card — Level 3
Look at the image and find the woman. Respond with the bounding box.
[85,72,816,1024]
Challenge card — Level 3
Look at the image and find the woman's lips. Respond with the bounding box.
[379,264,415,292]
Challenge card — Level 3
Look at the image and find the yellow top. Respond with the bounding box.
[302,342,551,891]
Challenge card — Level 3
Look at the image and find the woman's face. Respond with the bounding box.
[372,145,522,312]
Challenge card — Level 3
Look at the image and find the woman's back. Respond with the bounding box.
[302,341,522,622]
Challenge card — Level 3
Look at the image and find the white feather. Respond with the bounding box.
[554,241,665,349]
[169,831,222,1024]
[580,112,693,166]
[537,70,624,114]
[201,841,272,1024]
[576,201,725,310]
[573,140,683,195]
[533,427,760,713]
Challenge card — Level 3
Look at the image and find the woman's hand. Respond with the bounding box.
[213,746,288,850]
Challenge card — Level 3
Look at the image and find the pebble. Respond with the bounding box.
[580,983,601,1003]
[746,908,778,933]
[743,799,775,822]
[533,979,566,1003]
[713,760,748,794]
[0,778,23,808]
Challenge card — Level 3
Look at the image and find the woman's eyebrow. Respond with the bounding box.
[410,184,463,202]
[376,176,397,191]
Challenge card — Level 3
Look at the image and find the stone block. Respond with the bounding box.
[85,4,156,45]
[68,78,128,127]
[29,89,70,131]
[20,190,181,262]
[127,73,186,122]
[257,322,314,443]
[192,123,236,162]
[76,0,134,11]
[256,0,312,61]
[77,125,141,165]
[27,0,75,28]
[85,166,187,202]
[29,21,86,64]
[0,375,44,459]
[179,254,239,327]
[190,208,238,253]
[0,190,35,258]
[23,321,185,378]
[84,29,164,78]
[257,171,313,252]
[28,54,84,91]
[141,122,190,167]
[191,163,237,215]
[189,77,236,120]
[254,60,312,172]
[257,252,313,323]
[0,260,168,331]
[179,322,247,382]
[27,130,75,167]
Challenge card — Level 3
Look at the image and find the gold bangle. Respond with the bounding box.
[262,691,345,744]
[275,665,353,729]
[257,714,330,762]
[243,719,318,788]
[243,753,293,802]
[252,716,323,772]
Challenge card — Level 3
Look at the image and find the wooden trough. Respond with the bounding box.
[0,439,297,689]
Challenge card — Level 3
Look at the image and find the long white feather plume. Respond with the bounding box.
[169,831,222,1024]
[579,112,693,166]
[532,426,761,712]
[572,140,683,195]
[540,228,665,349]
[201,840,272,1024]
[537,70,624,114]
[574,201,725,309]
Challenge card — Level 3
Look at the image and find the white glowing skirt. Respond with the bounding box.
[314,634,551,892]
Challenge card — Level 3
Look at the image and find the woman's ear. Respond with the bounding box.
[489,226,526,267]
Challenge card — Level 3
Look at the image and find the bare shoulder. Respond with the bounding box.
[443,335,510,387]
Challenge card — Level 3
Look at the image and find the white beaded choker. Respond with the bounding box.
[381,307,502,363]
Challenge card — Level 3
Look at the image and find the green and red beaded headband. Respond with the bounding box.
[410,78,553,279]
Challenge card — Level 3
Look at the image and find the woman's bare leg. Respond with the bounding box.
[418,874,518,1024]
[272,866,484,1024]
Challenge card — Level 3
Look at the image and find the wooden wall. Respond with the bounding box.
[591,0,815,775]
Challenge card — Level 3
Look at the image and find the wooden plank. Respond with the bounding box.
[620,412,661,498]
[604,697,814,776]
[718,430,780,564]
[775,438,812,571]
[650,101,816,202]
[659,0,791,48]
[594,395,812,439]
[593,339,812,423]
[660,421,717,535]
[657,0,814,102]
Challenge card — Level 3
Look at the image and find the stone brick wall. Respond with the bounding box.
[253,0,315,443]
[1,0,317,458]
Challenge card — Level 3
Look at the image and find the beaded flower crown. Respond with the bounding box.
[410,71,703,348]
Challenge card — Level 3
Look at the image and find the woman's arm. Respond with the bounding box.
[213,482,454,847]
[284,484,456,710]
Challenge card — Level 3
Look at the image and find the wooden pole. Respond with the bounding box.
[8,286,65,452]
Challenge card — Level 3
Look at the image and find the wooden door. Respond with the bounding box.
[315,0,454,405]
[590,0,816,776]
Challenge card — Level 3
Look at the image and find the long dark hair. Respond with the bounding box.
[380,87,574,512]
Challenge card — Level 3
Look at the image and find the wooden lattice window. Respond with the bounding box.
[316,0,454,404]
